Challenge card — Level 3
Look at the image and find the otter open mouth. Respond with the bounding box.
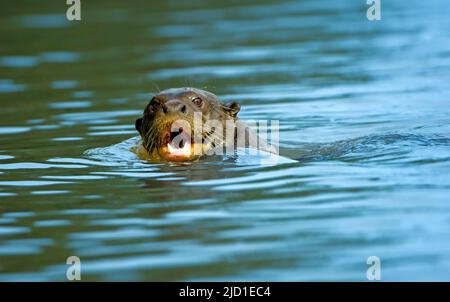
[158,127,196,161]
[167,129,191,156]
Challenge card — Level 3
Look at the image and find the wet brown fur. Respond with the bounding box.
[135,87,240,160]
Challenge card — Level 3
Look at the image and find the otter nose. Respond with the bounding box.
[164,100,187,114]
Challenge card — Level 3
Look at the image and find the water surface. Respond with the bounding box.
[1,0,450,281]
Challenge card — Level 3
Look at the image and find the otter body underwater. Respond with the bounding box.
[133,87,278,162]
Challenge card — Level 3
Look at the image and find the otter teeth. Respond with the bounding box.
[167,141,191,156]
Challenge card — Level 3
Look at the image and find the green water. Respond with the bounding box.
[1,0,450,281]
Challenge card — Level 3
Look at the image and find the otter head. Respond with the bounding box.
[135,87,241,162]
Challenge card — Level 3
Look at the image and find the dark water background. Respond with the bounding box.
[1,0,449,281]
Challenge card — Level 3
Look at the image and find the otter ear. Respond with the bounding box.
[135,118,143,134]
[223,102,241,118]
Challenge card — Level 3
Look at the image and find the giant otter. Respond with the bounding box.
[133,87,276,162]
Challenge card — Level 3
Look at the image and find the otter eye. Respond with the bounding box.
[192,97,203,107]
